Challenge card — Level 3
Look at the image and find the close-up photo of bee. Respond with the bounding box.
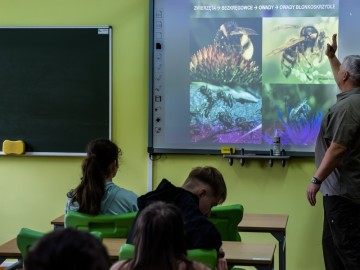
[261,83,336,147]
[214,20,258,61]
[190,19,262,89]
[263,17,338,84]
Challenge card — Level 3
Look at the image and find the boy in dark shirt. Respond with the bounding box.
[127,166,227,266]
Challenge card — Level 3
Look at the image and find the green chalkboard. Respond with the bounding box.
[0,27,111,156]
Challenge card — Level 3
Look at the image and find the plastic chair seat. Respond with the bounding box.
[16,228,45,260]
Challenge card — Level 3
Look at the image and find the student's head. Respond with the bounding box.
[24,228,111,270]
[72,138,121,214]
[182,166,227,216]
[83,138,121,180]
[131,201,189,269]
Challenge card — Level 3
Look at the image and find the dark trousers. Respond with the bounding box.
[322,195,360,270]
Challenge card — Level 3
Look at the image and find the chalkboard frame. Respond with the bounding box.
[0,26,112,156]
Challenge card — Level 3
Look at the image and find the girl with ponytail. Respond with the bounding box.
[66,138,138,215]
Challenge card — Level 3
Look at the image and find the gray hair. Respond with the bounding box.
[342,55,360,84]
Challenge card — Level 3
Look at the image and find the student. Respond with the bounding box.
[127,166,228,269]
[66,138,138,215]
[111,201,210,270]
[25,228,111,270]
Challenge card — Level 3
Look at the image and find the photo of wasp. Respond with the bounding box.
[214,21,258,61]
[267,25,327,79]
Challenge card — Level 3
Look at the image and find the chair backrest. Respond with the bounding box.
[89,231,104,241]
[187,248,217,269]
[16,227,45,259]
[208,204,244,241]
[65,211,137,238]
[118,243,217,270]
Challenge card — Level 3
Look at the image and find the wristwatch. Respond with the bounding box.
[311,176,322,185]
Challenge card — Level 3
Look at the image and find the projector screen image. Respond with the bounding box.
[149,0,359,156]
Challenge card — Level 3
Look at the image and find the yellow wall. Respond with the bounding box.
[0,1,325,270]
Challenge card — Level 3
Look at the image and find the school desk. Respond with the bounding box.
[51,213,286,269]
[0,237,275,270]
[51,214,65,229]
[238,213,288,270]
[0,239,22,270]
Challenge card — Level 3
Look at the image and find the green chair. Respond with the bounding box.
[65,210,137,238]
[89,230,104,241]
[208,204,244,241]
[16,227,45,260]
[209,204,245,270]
[118,243,217,270]
[188,248,217,269]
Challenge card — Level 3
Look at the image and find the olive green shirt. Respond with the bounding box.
[316,88,360,203]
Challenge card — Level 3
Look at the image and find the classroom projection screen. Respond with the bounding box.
[148,0,359,156]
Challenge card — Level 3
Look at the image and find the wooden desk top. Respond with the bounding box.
[51,214,65,226]
[0,239,20,258]
[238,213,288,232]
[221,241,275,265]
[0,237,275,266]
[52,213,289,232]
[102,239,275,265]
[103,238,126,259]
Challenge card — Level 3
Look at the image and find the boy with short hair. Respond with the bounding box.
[127,166,227,251]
